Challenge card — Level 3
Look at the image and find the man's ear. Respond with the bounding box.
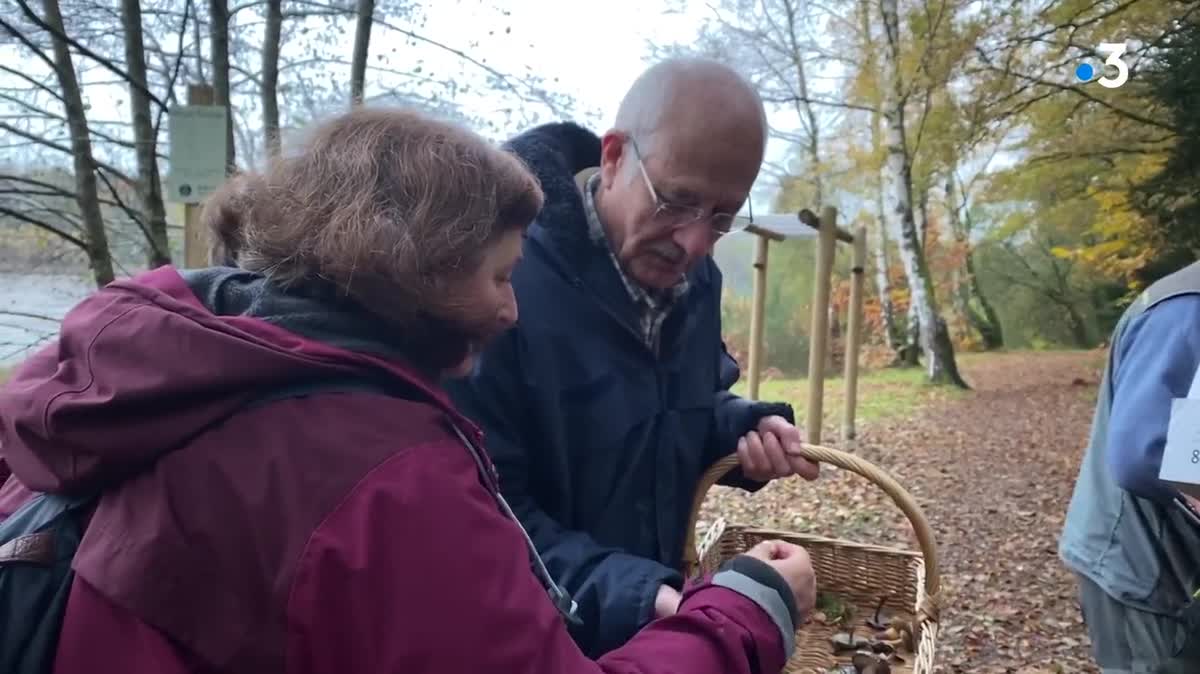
[598,130,627,189]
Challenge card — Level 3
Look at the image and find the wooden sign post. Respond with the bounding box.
[842,225,868,441]
[745,224,786,400]
[167,84,226,268]
[805,207,839,444]
[733,207,867,447]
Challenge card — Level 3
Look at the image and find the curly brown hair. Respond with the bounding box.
[201,106,542,336]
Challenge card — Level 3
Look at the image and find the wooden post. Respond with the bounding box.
[843,225,867,441]
[805,206,838,444]
[747,233,770,400]
[183,84,215,268]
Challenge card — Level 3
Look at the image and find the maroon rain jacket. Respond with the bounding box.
[0,266,793,674]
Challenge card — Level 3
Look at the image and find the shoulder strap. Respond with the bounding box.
[1139,261,1200,311]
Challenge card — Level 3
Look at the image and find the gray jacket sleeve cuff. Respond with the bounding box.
[711,568,797,659]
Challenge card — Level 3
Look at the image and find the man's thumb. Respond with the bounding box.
[745,539,782,561]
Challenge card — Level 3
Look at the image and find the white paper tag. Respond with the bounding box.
[1159,365,1200,498]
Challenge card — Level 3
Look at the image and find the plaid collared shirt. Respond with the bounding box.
[582,172,689,354]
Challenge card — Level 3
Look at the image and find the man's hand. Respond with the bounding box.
[654,584,682,619]
[744,539,817,619]
[736,414,820,482]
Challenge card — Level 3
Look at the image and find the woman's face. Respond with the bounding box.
[444,226,525,377]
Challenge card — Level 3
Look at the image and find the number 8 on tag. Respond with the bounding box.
[1160,398,1200,498]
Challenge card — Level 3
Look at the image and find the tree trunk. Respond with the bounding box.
[1062,301,1090,348]
[868,90,901,353]
[906,181,930,365]
[121,0,170,268]
[964,248,1004,348]
[781,0,822,208]
[878,0,967,387]
[209,0,235,172]
[40,0,114,287]
[262,0,282,157]
[916,183,929,249]
[902,299,920,365]
[945,173,1002,349]
[871,211,901,349]
[350,0,375,105]
[190,0,205,81]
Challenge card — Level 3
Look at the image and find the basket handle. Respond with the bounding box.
[682,444,941,621]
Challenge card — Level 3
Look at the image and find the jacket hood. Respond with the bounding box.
[504,123,602,260]
[0,266,453,495]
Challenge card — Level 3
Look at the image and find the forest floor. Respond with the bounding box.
[708,349,1108,673]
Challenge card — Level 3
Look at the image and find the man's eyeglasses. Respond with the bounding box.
[628,137,752,238]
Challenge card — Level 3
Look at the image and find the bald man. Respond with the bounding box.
[447,58,819,656]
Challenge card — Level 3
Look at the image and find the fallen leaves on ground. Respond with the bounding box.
[697,350,1106,673]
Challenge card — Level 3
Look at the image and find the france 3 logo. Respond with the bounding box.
[1074,42,1129,89]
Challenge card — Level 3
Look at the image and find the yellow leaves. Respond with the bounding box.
[1129,152,1169,184]
[1024,145,1170,292]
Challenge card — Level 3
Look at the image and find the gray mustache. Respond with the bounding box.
[650,242,686,263]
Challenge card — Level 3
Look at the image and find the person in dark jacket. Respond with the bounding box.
[0,106,815,674]
[446,57,821,657]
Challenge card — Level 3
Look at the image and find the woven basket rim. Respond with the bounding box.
[713,524,925,559]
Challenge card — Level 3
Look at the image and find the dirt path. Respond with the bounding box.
[700,350,1107,673]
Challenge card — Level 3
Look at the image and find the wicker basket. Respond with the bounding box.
[682,445,942,674]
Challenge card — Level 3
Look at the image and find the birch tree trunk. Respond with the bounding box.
[862,0,901,356]
[878,0,967,387]
[902,183,931,365]
[873,151,902,355]
[121,0,170,268]
[40,0,114,287]
[903,289,921,365]
[209,0,235,172]
[350,0,376,105]
[262,0,283,156]
[872,185,901,350]
[916,184,929,248]
[780,0,823,208]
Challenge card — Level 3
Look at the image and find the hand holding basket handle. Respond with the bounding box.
[683,442,944,672]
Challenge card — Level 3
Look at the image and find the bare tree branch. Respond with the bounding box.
[0,122,136,185]
[0,92,154,153]
[0,205,87,249]
[0,64,64,103]
[153,0,191,140]
[762,94,875,112]
[972,48,1179,135]
[0,309,63,322]
[0,174,146,212]
[0,16,59,73]
[13,0,168,111]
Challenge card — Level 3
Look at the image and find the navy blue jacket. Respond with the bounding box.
[446,122,793,657]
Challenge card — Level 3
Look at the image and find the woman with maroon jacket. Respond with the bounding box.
[0,106,814,674]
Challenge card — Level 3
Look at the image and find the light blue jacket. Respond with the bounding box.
[1060,261,1200,614]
